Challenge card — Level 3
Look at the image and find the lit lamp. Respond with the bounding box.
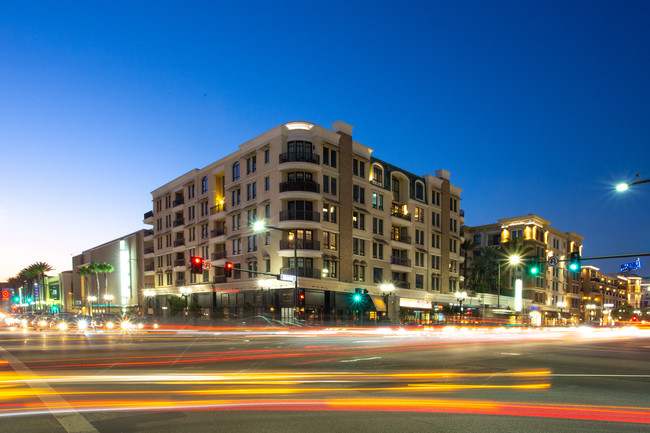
[616,174,650,192]
[143,289,155,315]
[557,301,567,323]
[180,287,193,320]
[88,296,97,316]
[104,294,114,314]
[455,291,467,324]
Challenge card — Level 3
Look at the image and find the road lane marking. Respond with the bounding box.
[340,357,382,363]
[0,346,99,433]
[500,352,522,356]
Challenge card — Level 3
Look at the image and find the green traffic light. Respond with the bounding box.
[353,294,361,302]
[530,267,539,275]
[569,263,578,271]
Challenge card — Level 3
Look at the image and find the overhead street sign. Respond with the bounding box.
[548,256,559,267]
[279,274,296,282]
[202,260,213,270]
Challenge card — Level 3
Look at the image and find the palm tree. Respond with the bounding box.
[28,262,53,304]
[77,265,92,302]
[99,262,115,297]
[88,262,102,299]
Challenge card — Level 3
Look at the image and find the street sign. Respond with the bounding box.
[202,260,213,270]
[548,256,559,267]
[279,274,296,282]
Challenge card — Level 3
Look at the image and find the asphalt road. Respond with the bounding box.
[0,325,649,432]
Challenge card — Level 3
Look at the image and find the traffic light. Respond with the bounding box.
[225,262,233,277]
[569,252,581,272]
[298,289,305,307]
[353,288,362,302]
[190,256,203,274]
[527,258,541,276]
[13,296,20,303]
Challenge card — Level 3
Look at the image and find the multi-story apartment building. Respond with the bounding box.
[143,120,464,323]
[464,215,583,323]
[580,265,630,325]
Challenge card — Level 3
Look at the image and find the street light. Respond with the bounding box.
[143,289,155,315]
[380,283,395,322]
[557,301,567,324]
[497,255,521,308]
[455,291,467,324]
[254,220,299,318]
[88,296,97,316]
[616,174,650,192]
[180,287,192,320]
[104,294,114,314]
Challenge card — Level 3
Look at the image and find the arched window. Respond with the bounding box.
[371,164,383,186]
[392,177,400,202]
[415,181,424,201]
[201,176,208,194]
[232,162,240,181]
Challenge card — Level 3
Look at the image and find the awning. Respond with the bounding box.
[371,297,387,312]
[373,237,388,244]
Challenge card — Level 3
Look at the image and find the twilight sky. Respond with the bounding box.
[1,1,649,280]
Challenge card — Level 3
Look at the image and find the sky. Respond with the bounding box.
[1,0,649,280]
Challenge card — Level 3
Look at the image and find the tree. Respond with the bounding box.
[28,262,53,302]
[77,265,92,302]
[88,262,102,298]
[460,239,476,291]
[167,296,186,316]
[98,262,115,296]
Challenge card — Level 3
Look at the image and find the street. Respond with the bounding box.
[0,325,649,432]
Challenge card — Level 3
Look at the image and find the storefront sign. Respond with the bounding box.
[399,298,432,309]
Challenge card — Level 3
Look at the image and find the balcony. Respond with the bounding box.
[279,152,320,165]
[211,250,227,260]
[394,281,410,289]
[391,205,411,221]
[144,247,155,254]
[144,210,154,220]
[213,275,227,284]
[390,233,411,244]
[174,259,186,267]
[460,209,465,217]
[173,218,185,227]
[144,263,155,272]
[144,229,154,237]
[280,267,322,279]
[173,238,185,247]
[279,180,320,193]
[173,197,184,207]
[210,227,227,238]
[279,210,320,222]
[390,256,411,267]
[210,203,226,215]
[175,279,186,287]
[279,240,321,250]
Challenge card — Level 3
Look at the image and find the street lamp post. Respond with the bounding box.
[143,289,155,316]
[380,284,395,323]
[557,301,567,324]
[455,291,467,324]
[104,294,114,314]
[616,174,650,192]
[88,296,97,316]
[497,255,521,309]
[180,287,192,321]
[254,220,299,319]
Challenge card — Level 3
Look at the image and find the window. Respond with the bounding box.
[232,214,241,231]
[323,231,337,250]
[246,155,256,174]
[450,197,458,213]
[187,206,195,221]
[188,184,195,199]
[432,190,440,206]
[450,238,457,253]
[265,204,270,218]
[232,189,241,206]
[449,279,457,291]
[353,238,366,256]
[415,274,424,289]
[353,185,365,204]
[247,183,257,200]
[432,212,440,228]
[372,192,384,210]
[431,255,440,270]
[265,258,271,272]
[247,235,258,252]
[431,275,440,291]
[200,201,209,217]
[414,206,424,223]
[392,177,400,201]
[370,164,384,186]
[415,181,424,201]
[449,259,457,273]
[232,162,240,181]
[232,238,242,255]
[323,259,338,278]
[372,218,384,235]
[372,242,384,259]
[330,149,337,168]
[450,218,457,233]
[415,229,424,245]
[432,233,440,249]
[511,229,523,240]
[323,175,329,194]
[201,223,208,239]
[473,234,481,245]
[353,212,365,230]
[201,177,208,194]
[373,267,383,283]
[415,252,425,267]
[165,196,171,208]
[265,177,270,191]
[353,159,365,178]
[353,264,365,282]
[247,208,257,226]
[330,177,337,195]
[323,204,337,223]
[264,149,270,164]
[323,146,329,165]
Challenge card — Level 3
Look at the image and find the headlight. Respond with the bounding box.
[21,319,27,327]
[137,323,144,329]
[39,320,47,327]
[121,321,132,330]
[78,320,88,330]
[105,321,114,329]
[153,323,159,329]
[57,322,68,331]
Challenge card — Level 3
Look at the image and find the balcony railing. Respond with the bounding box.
[279,152,320,165]
[211,250,227,260]
[144,229,154,237]
[460,209,465,217]
[210,203,226,214]
[280,267,322,279]
[173,218,185,227]
[390,256,411,267]
[144,283,155,289]
[173,197,184,207]
[395,281,410,289]
[213,275,227,284]
[279,240,321,250]
[173,239,185,247]
[391,205,411,221]
[210,228,227,238]
[174,259,186,267]
[279,210,320,222]
[175,279,186,287]
[144,211,154,220]
[279,180,320,193]
[390,233,411,244]
[144,263,155,271]
[144,247,154,254]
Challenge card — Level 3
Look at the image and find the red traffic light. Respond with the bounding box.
[225,262,233,270]
[193,257,202,264]
[299,294,305,300]
[190,256,204,274]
